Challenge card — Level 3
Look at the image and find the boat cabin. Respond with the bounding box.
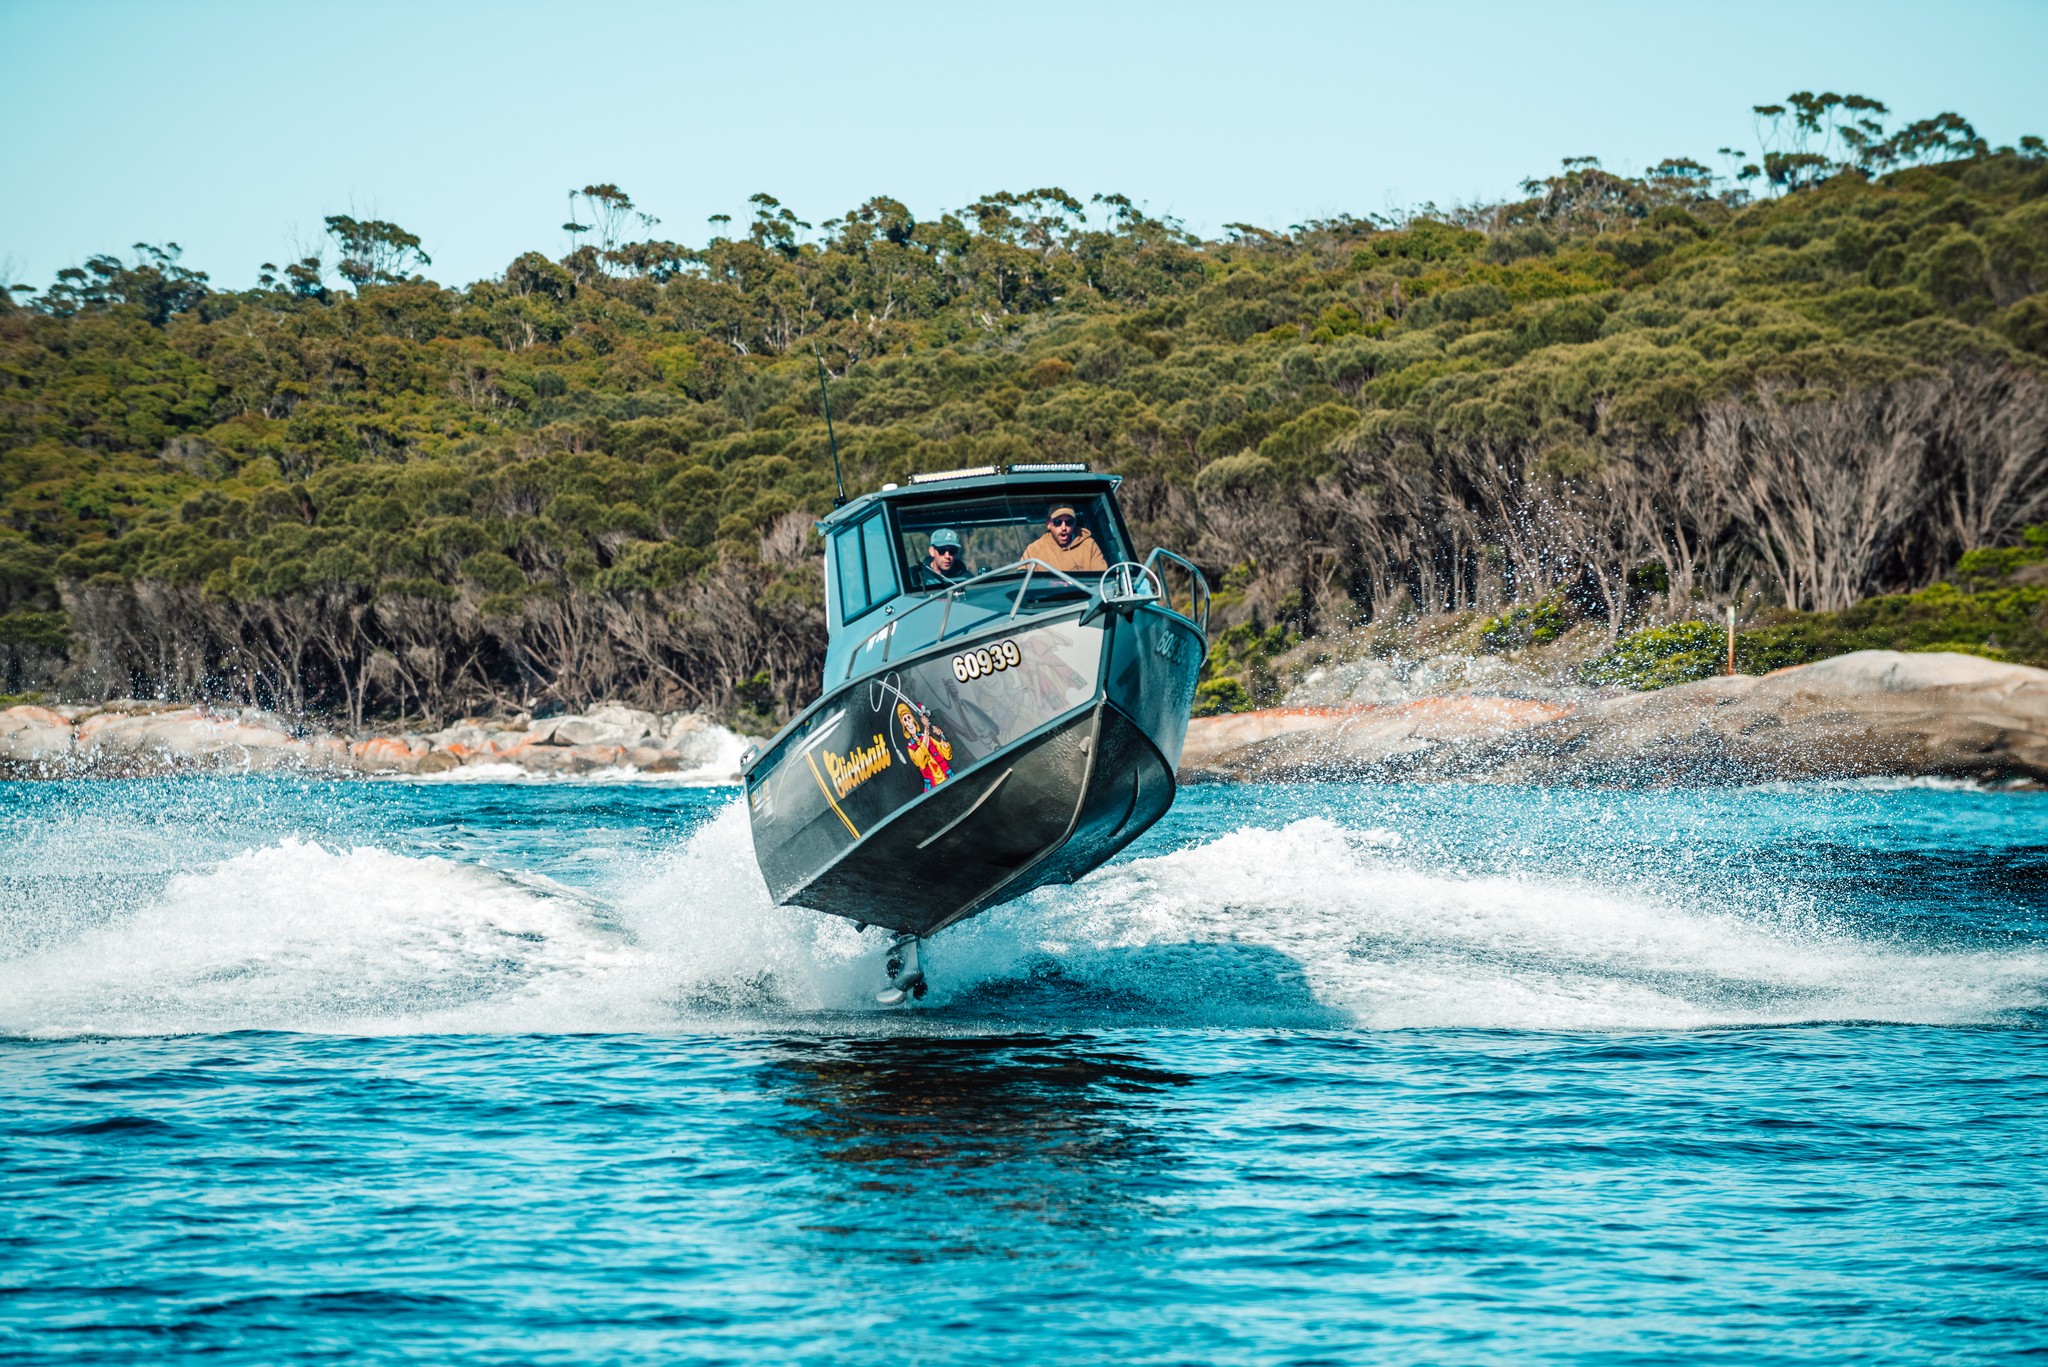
[814,465,1149,687]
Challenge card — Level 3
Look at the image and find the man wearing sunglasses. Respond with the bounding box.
[922,527,974,586]
[1022,503,1108,574]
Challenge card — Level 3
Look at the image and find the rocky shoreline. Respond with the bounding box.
[5,650,2044,788]
[1180,651,2048,788]
[0,702,751,781]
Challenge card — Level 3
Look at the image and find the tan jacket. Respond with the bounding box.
[1022,527,1109,574]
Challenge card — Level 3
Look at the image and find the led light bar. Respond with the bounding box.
[1006,462,1090,473]
[908,465,999,484]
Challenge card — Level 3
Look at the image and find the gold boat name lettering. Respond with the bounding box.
[823,734,891,797]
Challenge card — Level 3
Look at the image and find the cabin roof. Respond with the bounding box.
[815,466,1122,534]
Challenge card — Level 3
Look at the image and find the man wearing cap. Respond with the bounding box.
[922,528,974,586]
[1022,503,1109,574]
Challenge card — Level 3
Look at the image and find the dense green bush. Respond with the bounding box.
[1580,621,1727,689]
[1196,621,1302,713]
[1480,595,1569,651]
[2,97,2045,720]
[1953,524,2047,588]
[1580,524,2048,689]
[1191,678,1255,718]
[1740,581,2048,672]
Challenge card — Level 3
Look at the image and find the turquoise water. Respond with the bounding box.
[2,778,2044,1363]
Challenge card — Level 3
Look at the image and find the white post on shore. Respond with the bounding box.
[1726,605,1736,676]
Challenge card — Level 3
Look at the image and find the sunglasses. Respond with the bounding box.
[1049,516,1075,527]
[932,545,958,555]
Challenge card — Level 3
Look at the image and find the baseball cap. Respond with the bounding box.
[930,528,963,550]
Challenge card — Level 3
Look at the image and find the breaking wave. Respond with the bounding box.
[1,802,2041,1038]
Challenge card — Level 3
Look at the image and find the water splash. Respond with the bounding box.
[950,817,2046,1029]
[0,838,631,1036]
[1,797,2040,1039]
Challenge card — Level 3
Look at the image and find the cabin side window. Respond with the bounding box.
[833,509,900,621]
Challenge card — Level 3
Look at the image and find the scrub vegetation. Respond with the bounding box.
[3,94,2046,723]
[1578,523,2048,689]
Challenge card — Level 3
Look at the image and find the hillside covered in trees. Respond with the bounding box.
[3,94,2046,726]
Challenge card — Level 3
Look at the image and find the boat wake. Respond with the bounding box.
[2,802,2041,1038]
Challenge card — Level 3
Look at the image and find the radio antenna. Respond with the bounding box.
[813,345,847,507]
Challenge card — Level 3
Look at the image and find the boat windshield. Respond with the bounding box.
[894,490,1130,591]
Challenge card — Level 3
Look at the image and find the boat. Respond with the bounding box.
[739,463,1210,1003]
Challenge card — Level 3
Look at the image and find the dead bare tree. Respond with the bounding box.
[1934,364,2048,559]
[1696,382,1936,610]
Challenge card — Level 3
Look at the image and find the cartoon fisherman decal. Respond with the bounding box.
[896,701,953,790]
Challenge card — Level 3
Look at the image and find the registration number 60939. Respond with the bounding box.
[952,639,1023,682]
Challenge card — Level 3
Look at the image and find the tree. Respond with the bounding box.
[747,193,811,259]
[564,183,662,266]
[323,215,431,288]
[38,242,210,324]
[1749,92,1989,192]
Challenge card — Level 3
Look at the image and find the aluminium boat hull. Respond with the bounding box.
[743,603,1203,937]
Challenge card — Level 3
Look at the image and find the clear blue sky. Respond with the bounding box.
[3,0,2044,291]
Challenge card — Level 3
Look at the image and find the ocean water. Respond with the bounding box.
[2,776,2044,1364]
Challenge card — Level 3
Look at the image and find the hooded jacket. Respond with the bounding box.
[1021,526,1109,574]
